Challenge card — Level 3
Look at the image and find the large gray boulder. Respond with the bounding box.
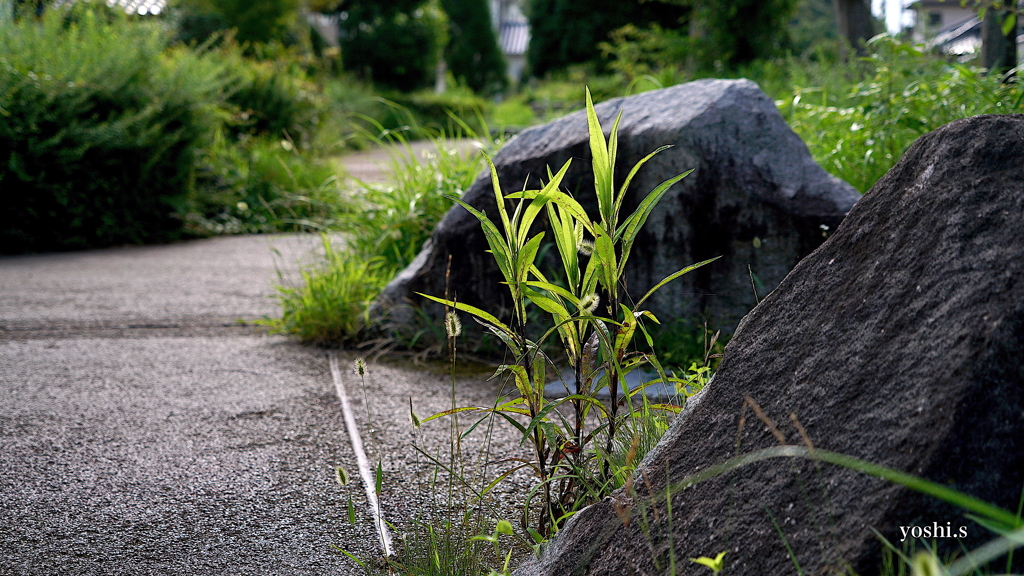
[513,114,1024,575]
[375,79,859,336]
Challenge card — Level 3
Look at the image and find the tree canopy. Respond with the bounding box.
[440,0,507,94]
[526,0,688,77]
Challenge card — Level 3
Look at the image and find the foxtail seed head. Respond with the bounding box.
[444,311,462,338]
[578,239,595,257]
[580,293,600,315]
[354,358,366,377]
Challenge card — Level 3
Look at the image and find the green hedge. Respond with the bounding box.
[0,8,226,253]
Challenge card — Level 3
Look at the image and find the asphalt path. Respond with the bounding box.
[0,235,525,575]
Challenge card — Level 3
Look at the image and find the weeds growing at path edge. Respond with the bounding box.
[336,88,1024,575]
[415,87,717,541]
[264,120,499,346]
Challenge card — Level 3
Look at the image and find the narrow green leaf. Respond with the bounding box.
[585,87,611,214]
[664,446,1024,532]
[1002,12,1017,37]
[607,109,624,227]
[546,203,581,289]
[347,496,356,524]
[517,159,572,247]
[374,461,383,494]
[494,410,529,436]
[476,319,523,357]
[479,464,531,497]
[522,280,581,309]
[494,363,532,399]
[635,257,721,309]
[482,155,513,243]
[521,402,566,442]
[445,195,514,282]
[509,189,595,235]
[612,304,638,361]
[615,145,672,218]
[581,250,601,296]
[593,230,617,296]
[617,170,692,275]
[420,405,486,424]
[334,545,365,567]
[517,232,545,285]
[522,286,571,319]
[416,293,515,337]
[408,397,420,428]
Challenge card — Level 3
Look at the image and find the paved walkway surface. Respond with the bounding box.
[0,234,521,575]
[334,138,484,182]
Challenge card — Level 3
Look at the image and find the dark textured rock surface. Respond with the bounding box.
[376,79,859,335]
[513,115,1024,576]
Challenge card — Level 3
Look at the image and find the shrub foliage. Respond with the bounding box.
[0,7,226,253]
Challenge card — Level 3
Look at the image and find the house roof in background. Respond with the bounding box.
[54,0,166,15]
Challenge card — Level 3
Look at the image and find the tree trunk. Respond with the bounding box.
[833,0,875,59]
[981,5,1018,77]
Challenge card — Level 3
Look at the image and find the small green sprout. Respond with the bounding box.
[689,551,728,574]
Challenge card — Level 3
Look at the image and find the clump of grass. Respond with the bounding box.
[342,124,492,272]
[267,236,389,345]
[264,116,499,345]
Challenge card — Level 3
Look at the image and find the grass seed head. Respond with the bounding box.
[444,311,462,338]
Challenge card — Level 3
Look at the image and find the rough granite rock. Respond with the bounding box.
[512,114,1024,576]
[374,79,859,336]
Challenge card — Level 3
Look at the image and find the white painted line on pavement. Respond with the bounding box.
[328,352,394,558]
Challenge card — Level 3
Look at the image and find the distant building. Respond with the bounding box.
[490,0,530,84]
[909,0,975,44]
[53,0,166,15]
[908,0,1023,59]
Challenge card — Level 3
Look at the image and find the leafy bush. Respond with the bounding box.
[188,135,351,235]
[169,0,302,46]
[268,236,389,345]
[525,0,687,78]
[337,0,449,92]
[0,7,226,253]
[378,87,491,135]
[440,0,507,95]
[265,129,496,344]
[224,55,322,144]
[515,68,625,121]
[780,36,1024,192]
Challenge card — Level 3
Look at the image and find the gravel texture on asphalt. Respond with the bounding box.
[0,234,530,575]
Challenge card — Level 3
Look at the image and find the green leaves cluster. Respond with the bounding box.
[0,6,227,253]
[419,87,717,538]
[782,35,1024,193]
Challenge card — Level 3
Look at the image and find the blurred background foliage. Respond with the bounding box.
[1,0,1022,257]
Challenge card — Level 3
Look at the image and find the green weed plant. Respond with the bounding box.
[418,88,717,539]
